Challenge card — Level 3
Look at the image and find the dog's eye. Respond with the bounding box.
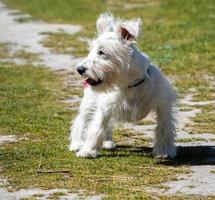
[98,50,105,55]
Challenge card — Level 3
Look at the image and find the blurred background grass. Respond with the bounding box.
[4,0,214,72]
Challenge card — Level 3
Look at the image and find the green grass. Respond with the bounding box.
[187,104,215,134]
[176,138,208,143]
[2,0,106,24]
[135,119,155,126]
[0,65,73,136]
[1,0,215,199]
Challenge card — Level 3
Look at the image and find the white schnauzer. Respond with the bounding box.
[69,13,177,158]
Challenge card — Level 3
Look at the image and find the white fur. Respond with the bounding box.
[69,13,178,158]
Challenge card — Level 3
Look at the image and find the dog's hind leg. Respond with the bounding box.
[153,100,177,158]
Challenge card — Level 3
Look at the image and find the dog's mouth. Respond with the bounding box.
[85,78,102,86]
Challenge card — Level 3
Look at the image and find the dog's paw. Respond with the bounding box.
[153,145,176,159]
[76,149,100,158]
[69,142,83,152]
[102,140,116,150]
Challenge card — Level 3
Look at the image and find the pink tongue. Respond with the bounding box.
[83,80,89,88]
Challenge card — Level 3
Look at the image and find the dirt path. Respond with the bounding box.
[0,1,215,198]
[0,2,82,70]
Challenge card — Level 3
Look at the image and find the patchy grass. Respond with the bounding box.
[161,196,215,200]
[13,50,39,63]
[135,119,155,126]
[0,65,188,199]
[48,191,67,199]
[114,128,153,146]
[1,0,215,199]
[192,87,215,102]
[14,16,34,23]
[40,32,88,57]
[177,138,208,143]
[186,104,215,134]
[0,43,10,59]
[0,43,40,64]
[160,193,214,200]
[179,106,193,112]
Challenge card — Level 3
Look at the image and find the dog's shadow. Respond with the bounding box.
[103,145,215,166]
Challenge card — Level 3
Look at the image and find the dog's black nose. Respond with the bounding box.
[77,66,86,75]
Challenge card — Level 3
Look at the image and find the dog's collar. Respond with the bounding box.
[127,68,149,88]
[127,76,146,88]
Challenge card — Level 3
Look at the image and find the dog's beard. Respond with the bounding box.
[84,64,119,90]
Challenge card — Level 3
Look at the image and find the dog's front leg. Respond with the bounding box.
[76,109,109,158]
[102,125,116,149]
[69,90,96,152]
[69,111,87,152]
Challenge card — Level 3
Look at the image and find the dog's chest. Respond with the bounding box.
[124,95,151,121]
[107,90,151,121]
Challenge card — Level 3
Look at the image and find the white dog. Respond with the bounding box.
[69,13,177,158]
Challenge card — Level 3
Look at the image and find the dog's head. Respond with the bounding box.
[76,13,142,91]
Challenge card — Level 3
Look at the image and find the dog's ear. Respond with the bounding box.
[96,12,115,34]
[118,18,142,42]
